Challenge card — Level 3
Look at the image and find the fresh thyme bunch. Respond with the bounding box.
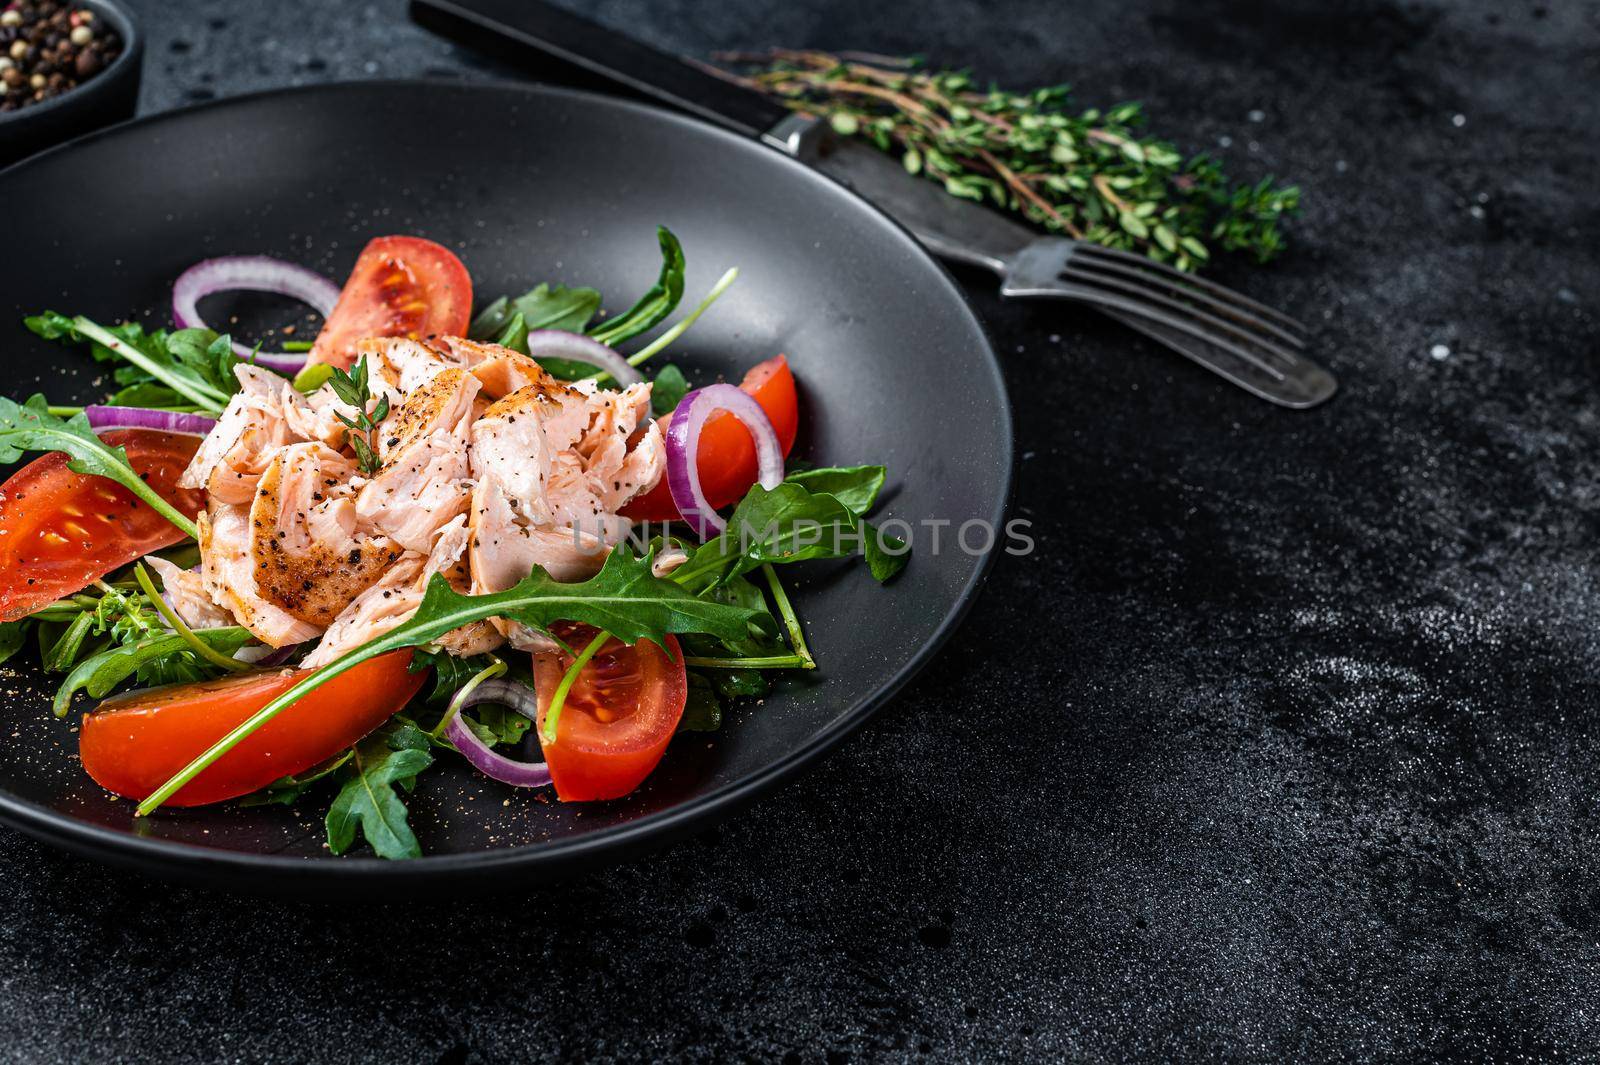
[713,50,1299,270]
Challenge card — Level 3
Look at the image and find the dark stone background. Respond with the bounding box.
[2,0,1599,1060]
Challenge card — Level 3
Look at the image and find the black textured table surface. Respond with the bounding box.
[3,0,1599,1061]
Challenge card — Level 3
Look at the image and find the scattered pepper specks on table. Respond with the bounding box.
[1,0,1598,1060]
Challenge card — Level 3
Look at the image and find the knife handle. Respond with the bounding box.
[409,0,790,138]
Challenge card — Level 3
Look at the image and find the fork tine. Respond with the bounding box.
[1070,242,1309,335]
[1061,264,1307,362]
[1049,280,1298,380]
[1064,256,1305,349]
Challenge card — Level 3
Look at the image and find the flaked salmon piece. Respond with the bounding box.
[301,515,501,667]
[199,501,323,647]
[474,377,663,535]
[143,555,235,630]
[281,382,365,449]
[470,380,585,526]
[468,476,611,653]
[299,554,426,669]
[179,365,297,505]
[468,474,612,589]
[651,542,689,578]
[434,336,553,399]
[427,514,505,657]
[359,336,461,407]
[249,443,402,627]
[376,366,479,465]
[355,367,478,553]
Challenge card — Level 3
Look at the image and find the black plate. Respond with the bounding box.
[0,81,1011,889]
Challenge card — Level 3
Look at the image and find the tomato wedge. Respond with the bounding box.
[623,354,799,522]
[0,430,204,623]
[80,651,424,807]
[307,236,473,370]
[532,625,688,802]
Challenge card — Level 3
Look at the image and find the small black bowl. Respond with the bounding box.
[0,0,142,168]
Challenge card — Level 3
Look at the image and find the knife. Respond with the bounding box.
[409,0,1336,409]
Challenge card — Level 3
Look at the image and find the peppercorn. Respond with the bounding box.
[0,2,122,117]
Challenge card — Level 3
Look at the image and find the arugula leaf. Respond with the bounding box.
[41,612,99,673]
[164,327,243,397]
[472,283,601,339]
[409,646,492,704]
[136,550,764,815]
[0,396,201,540]
[24,313,235,412]
[650,364,690,417]
[52,627,254,716]
[325,724,434,860]
[465,702,532,749]
[785,465,886,518]
[590,226,686,345]
[0,620,29,665]
[680,672,723,732]
[675,478,909,589]
[239,750,354,808]
[106,381,187,409]
[494,310,529,353]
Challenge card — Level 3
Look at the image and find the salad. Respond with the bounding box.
[0,230,905,859]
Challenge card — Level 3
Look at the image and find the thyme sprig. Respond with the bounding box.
[328,355,389,476]
[711,49,1299,270]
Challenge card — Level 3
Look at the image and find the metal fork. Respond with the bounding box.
[766,114,1337,409]
[1001,240,1334,408]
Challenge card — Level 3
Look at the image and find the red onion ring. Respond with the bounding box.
[443,678,553,788]
[664,383,784,539]
[85,405,219,437]
[172,256,341,372]
[524,330,642,386]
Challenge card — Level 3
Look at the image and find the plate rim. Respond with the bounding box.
[0,77,1014,884]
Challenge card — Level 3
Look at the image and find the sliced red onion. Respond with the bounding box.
[443,678,552,788]
[85,405,218,437]
[172,256,341,371]
[664,384,784,539]
[524,330,642,387]
[238,644,298,667]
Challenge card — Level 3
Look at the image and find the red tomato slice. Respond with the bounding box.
[79,651,424,807]
[532,625,687,802]
[307,236,474,370]
[623,354,799,523]
[0,430,204,623]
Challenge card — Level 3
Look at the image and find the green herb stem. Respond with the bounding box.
[281,340,315,352]
[134,556,762,815]
[430,656,508,741]
[684,653,811,670]
[760,563,816,668]
[72,317,230,412]
[540,630,609,746]
[133,563,248,674]
[583,267,740,385]
[714,50,1298,269]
